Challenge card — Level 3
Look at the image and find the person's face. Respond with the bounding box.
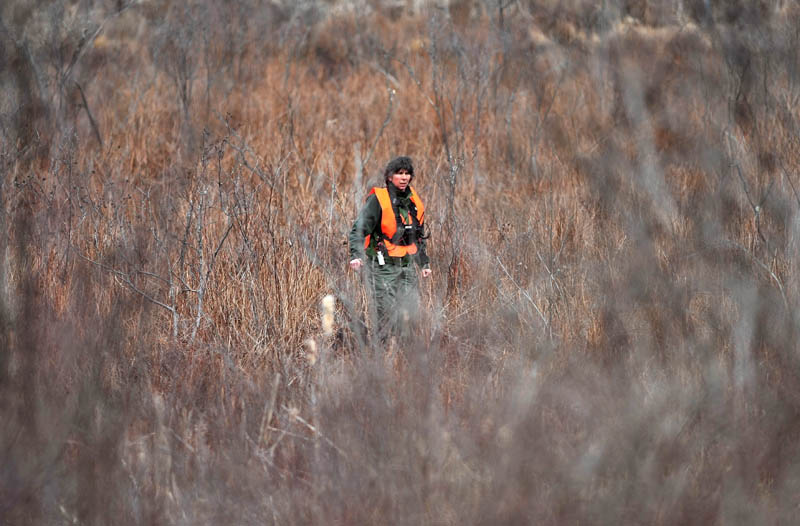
[389,169,411,191]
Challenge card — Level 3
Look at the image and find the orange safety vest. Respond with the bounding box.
[364,186,425,258]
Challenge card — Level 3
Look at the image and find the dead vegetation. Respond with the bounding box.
[2,0,800,524]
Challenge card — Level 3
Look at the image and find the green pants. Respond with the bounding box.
[367,260,420,342]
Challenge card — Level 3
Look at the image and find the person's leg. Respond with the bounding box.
[369,262,402,344]
[395,266,420,342]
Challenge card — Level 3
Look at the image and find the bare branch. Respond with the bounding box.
[74,81,102,147]
[495,255,550,335]
[73,248,177,316]
[362,82,396,168]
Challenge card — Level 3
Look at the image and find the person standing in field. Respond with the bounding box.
[348,156,431,343]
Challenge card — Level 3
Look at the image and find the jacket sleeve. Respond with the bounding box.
[348,195,381,261]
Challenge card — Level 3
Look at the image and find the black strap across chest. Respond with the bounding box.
[376,194,421,246]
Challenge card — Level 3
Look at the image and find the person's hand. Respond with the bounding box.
[350,258,363,271]
[421,268,432,278]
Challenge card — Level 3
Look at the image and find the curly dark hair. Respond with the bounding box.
[383,156,414,183]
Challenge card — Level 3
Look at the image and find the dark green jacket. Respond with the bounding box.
[348,184,430,268]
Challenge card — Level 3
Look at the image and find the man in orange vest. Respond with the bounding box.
[348,156,431,342]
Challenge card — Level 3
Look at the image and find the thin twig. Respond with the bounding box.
[728,240,789,311]
[75,81,102,146]
[495,255,550,334]
[258,374,281,445]
[74,247,177,315]
[362,82,396,168]
[394,57,436,109]
[287,407,349,460]
[61,1,135,88]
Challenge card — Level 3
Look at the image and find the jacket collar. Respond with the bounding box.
[387,182,411,200]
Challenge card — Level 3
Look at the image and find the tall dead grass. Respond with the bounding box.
[2,1,800,524]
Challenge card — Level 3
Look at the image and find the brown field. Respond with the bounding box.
[3,1,800,524]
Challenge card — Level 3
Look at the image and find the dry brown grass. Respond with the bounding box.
[3,1,800,524]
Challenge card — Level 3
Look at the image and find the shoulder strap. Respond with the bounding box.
[372,187,425,245]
